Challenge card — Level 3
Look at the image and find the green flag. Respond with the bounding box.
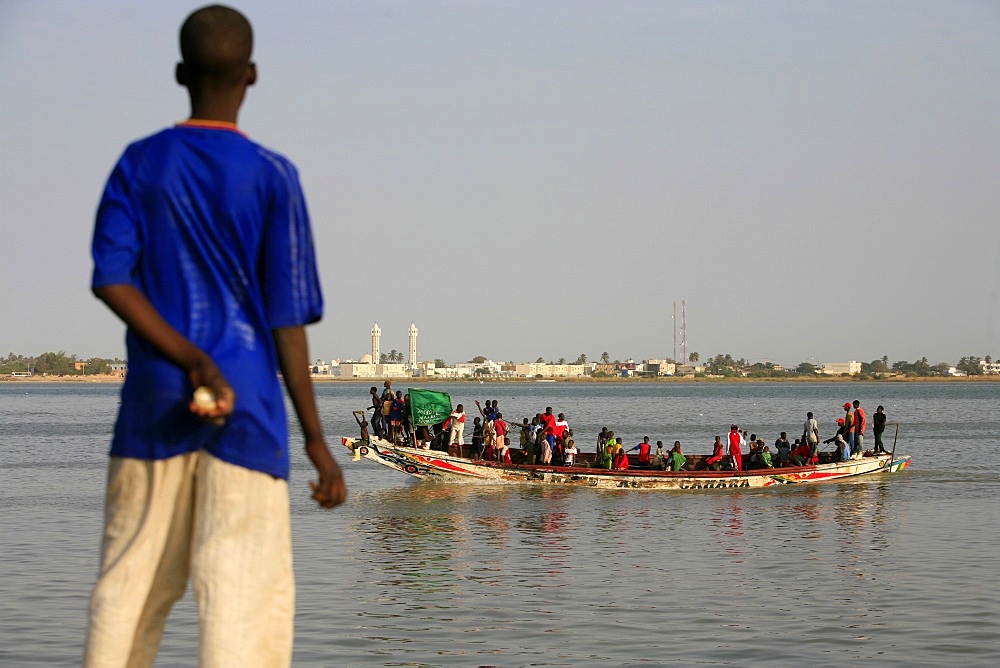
[409,388,453,426]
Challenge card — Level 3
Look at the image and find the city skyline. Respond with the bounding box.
[3,2,998,365]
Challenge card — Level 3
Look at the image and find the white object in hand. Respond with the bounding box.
[193,386,217,411]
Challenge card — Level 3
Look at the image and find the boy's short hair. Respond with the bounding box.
[180,5,253,84]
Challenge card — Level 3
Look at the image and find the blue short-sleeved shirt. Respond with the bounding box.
[92,122,323,479]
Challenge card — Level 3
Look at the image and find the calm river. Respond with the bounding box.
[2,381,998,665]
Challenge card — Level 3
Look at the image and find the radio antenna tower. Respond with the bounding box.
[680,300,688,365]
[672,301,677,363]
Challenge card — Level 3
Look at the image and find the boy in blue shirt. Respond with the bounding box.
[84,6,346,666]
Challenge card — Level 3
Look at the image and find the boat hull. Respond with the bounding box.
[342,437,912,490]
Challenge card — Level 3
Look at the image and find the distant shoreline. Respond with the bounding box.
[3,373,995,384]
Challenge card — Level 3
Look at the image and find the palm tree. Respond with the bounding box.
[688,352,699,364]
[600,352,610,364]
[389,349,400,363]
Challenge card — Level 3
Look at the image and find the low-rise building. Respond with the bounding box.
[334,362,377,378]
[645,359,677,376]
[513,363,589,378]
[979,360,1000,375]
[820,361,862,376]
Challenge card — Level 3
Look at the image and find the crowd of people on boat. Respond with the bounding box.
[360,386,890,472]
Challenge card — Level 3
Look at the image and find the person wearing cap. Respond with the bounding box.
[824,418,849,442]
[852,400,867,458]
[834,433,850,461]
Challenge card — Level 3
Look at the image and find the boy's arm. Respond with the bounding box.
[93,284,233,420]
[272,325,347,509]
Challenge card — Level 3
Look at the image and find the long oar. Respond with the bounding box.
[888,422,900,472]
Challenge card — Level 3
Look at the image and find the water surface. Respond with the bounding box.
[1,381,998,665]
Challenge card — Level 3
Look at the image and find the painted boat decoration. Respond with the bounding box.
[341,435,912,491]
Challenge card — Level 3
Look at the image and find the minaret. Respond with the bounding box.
[408,323,418,367]
[371,323,381,363]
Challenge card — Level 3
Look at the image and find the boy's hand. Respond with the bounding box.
[309,457,347,509]
[187,357,235,424]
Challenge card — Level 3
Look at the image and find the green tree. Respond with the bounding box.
[557,357,567,364]
[536,357,544,363]
[957,356,982,375]
[688,352,699,364]
[433,358,446,368]
[379,353,388,364]
[35,350,75,375]
[575,353,587,365]
[600,352,610,364]
[470,355,487,363]
[796,362,817,375]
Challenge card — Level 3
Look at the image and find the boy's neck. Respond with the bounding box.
[187,90,246,125]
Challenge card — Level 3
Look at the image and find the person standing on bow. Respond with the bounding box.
[873,405,888,454]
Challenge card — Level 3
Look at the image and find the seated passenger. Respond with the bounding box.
[564,439,578,466]
[651,441,666,470]
[482,437,495,463]
[552,436,564,464]
[759,445,774,469]
[773,432,791,467]
[602,438,616,469]
[834,433,850,462]
[498,436,512,464]
[612,444,629,470]
[705,436,726,471]
[668,441,686,471]
[788,441,811,466]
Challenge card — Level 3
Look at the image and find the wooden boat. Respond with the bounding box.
[341,435,912,491]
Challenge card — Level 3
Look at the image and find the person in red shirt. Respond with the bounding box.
[728,425,742,471]
[492,413,509,461]
[629,436,652,466]
[612,444,629,470]
[789,440,812,466]
[705,436,726,470]
[852,400,867,457]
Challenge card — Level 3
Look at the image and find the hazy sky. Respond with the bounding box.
[2,1,998,367]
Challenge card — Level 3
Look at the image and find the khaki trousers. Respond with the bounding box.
[84,451,294,667]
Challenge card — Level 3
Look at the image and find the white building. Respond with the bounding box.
[376,363,408,378]
[979,360,1000,375]
[427,366,473,378]
[513,363,589,378]
[334,362,377,378]
[455,360,504,376]
[821,361,862,376]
